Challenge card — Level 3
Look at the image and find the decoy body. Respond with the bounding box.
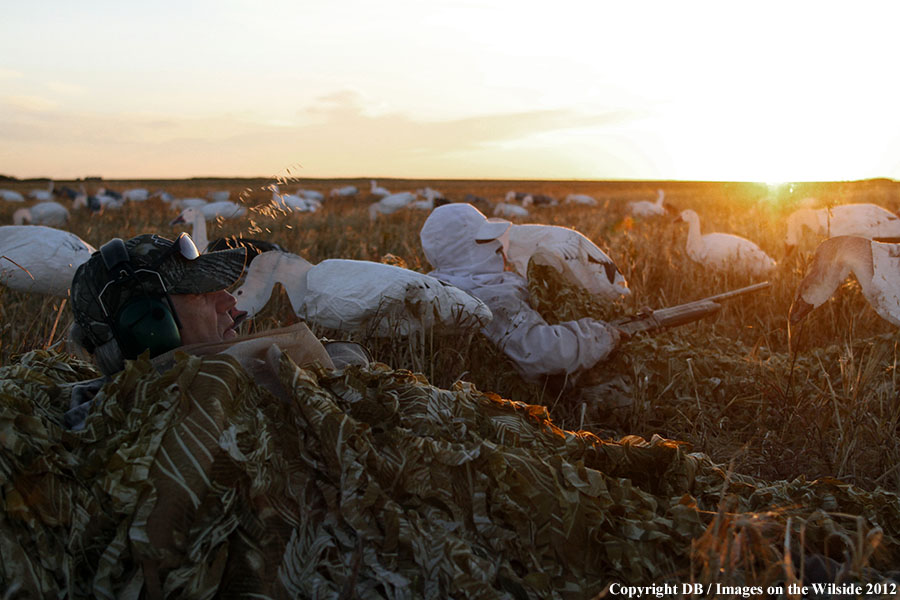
[13,202,70,226]
[785,204,900,250]
[233,251,492,336]
[492,203,529,219]
[330,185,358,198]
[369,180,390,197]
[505,223,630,300]
[0,190,25,202]
[0,225,96,296]
[677,209,776,277]
[627,189,667,218]
[564,193,598,206]
[368,192,415,220]
[790,235,900,326]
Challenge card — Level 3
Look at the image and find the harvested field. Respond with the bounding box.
[2,176,900,593]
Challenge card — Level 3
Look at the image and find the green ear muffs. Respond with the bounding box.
[114,296,182,358]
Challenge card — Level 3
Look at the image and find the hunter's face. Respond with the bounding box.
[170,290,247,346]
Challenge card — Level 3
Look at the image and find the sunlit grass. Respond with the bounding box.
[3,176,900,498]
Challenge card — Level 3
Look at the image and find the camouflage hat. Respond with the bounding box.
[71,233,246,351]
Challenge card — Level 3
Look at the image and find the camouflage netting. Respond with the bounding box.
[3,349,900,598]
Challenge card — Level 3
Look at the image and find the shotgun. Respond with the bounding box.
[611,281,771,335]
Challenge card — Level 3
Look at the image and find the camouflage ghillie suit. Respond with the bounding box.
[3,350,900,598]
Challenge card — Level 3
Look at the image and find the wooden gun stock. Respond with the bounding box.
[611,281,771,335]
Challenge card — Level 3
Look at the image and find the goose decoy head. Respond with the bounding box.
[789,295,814,324]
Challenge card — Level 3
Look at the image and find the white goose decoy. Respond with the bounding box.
[28,181,55,201]
[296,188,324,202]
[505,224,630,300]
[270,184,319,213]
[370,180,390,198]
[122,188,150,202]
[790,235,900,327]
[785,204,900,250]
[170,207,213,251]
[12,201,70,227]
[505,191,530,203]
[408,188,438,211]
[233,251,492,336]
[368,192,416,220]
[627,189,667,218]
[170,207,284,259]
[207,190,231,202]
[564,193,598,206]
[330,185,358,198]
[92,192,126,211]
[200,200,247,220]
[0,189,25,202]
[677,209,776,277]
[153,190,176,203]
[492,202,529,219]
[173,197,208,210]
[0,225,95,296]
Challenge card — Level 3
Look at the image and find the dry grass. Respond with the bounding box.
[3,177,900,496]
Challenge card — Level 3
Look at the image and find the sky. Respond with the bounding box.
[2,1,900,182]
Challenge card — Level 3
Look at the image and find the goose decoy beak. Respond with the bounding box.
[789,296,814,324]
[170,214,186,226]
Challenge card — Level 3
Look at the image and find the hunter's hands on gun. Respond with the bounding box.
[611,281,771,336]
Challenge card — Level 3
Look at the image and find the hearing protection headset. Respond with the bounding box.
[96,237,183,359]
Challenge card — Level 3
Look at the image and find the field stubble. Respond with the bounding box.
[3,176,900,498]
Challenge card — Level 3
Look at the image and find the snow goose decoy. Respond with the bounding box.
[122,188,150,202]
[790,235,900,327]
[172,197,207,211]
[170,207,284,260]
[152,190,176,204]
[785,204,900,251]
[564,193,598,206]
[233,251,492,336]
[676,209,776,277]
[296,188,324,202]
[12,201,70,227]
[505,191,530,204]
[369,180,390,198]
[200,200,247,220]
[28,181,55,201]
[521,193,557,207]
[207,190,231,202]
[627,189,668,218]
[330,185,358,198]
[368,192,416,220]
[0,225,95,296]
[0,189,25,202]
[409,188,440,212]
[505,223,630,300]
[270,184,320,213]
[492,202,529,219]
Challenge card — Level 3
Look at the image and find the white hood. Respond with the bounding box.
[420,203,518,292]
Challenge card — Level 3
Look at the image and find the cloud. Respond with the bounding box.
[0,89,645,178]
[44,81,87,95]
[0,68,24,80]
[293,90,639,157]
[2,94,58,112]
